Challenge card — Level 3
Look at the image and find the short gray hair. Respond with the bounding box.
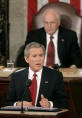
[43,8,61,22]
[24,42,45,57]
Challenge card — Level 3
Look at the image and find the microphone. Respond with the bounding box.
[21,79,32,113]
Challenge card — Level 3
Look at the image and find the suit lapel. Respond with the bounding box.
[58,26,66,63]
[41,28,47,49]
[23,67,29,82]
[23,68,32,101]
[36,67,49,106]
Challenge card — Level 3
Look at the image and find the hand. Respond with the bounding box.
[47,66,54,69]
[39,94,51,108]
[16,101,33,107]
[70,65,77,68]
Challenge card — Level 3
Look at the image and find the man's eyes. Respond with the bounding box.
[44,21,56,24]
[32,55,36,57]
[32,54,43,57]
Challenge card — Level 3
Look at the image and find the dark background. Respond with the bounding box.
[0,0,9,65]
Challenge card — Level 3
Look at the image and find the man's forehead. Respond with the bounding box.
[30,47,42,50]
[29,47,44,52]
[44,9,56,16]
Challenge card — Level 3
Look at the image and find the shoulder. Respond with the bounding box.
[59,26,76,35]
[26,27,45,44]
[43,66,63,77]
[28,27,45,35]
[15,68,26,73]
[10,68,28,78]
[43,67,63,85]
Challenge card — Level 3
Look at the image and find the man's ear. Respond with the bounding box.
[24,56,29,63]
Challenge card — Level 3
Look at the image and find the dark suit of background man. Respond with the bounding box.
[23,8,82,68]
[5,42,68,109]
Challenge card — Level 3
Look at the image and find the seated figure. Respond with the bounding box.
[15,2,82,68]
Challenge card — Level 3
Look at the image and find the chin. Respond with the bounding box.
[35,67,42,72]
[48,32,54,35]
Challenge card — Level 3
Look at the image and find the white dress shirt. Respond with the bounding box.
[44,29,61,66]
[28,67,42,106]
[28,67,53,107]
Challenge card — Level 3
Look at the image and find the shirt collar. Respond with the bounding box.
[47,29,59,39]
[28,67,43,80]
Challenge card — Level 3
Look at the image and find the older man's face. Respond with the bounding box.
[43,10,60,35]
[25,47,45,72]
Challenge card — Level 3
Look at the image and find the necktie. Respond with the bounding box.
[46,35,55,67]
[30,73,37,105]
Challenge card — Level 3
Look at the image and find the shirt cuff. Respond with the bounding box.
[13,102,17,106]
[49,101,53,108]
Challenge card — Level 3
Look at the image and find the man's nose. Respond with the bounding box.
[48,23,52,27]
[36,56,41,61]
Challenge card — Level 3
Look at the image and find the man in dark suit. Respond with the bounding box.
[6,42,68,108]
[22,8,82,68]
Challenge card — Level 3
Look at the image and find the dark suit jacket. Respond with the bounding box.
[5,67,68,109]
[23,26,82,68]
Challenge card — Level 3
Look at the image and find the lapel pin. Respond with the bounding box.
[45,81,48,84]
[61,39,64,42]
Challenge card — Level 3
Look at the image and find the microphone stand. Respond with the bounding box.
[21,79,32,113]
[21,101,24,113]
[21,89,26,113]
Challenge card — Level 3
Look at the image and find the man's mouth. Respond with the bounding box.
[36,63,41,66]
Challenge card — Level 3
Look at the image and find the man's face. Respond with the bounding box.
[43,10,60,35]
[25,47,45,72]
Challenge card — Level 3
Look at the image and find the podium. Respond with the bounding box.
[0,68,82,118]
[0,109,72,118]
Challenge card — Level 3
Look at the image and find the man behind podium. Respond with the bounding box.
[5,42,68,108]
[22,8,82,69]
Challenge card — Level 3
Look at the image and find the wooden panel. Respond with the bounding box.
[0,110,72,118]
[0,75,82,118]
[0,0,9,63]
[0,78,9,107]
